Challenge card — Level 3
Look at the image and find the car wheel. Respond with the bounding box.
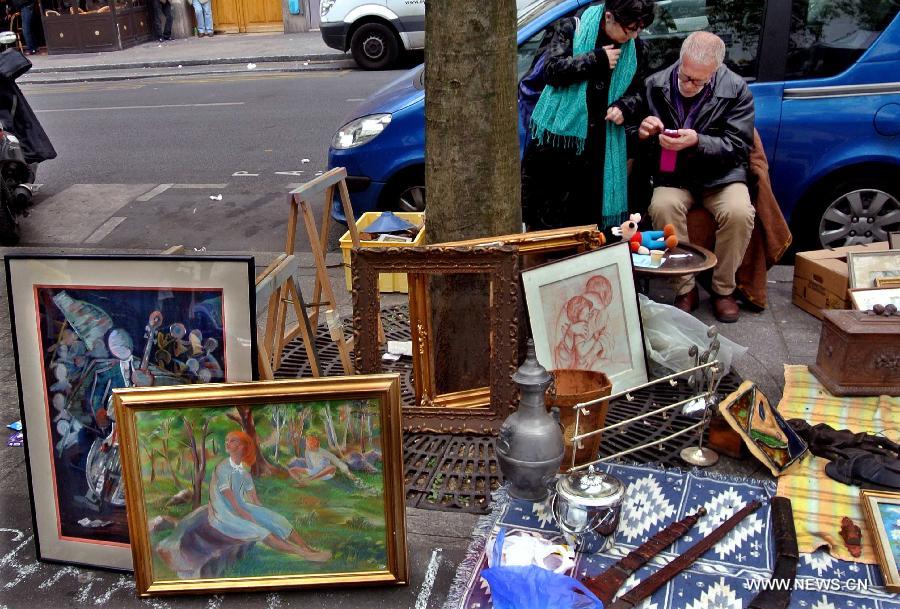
[815,178,900,249]
[350,22,400,71]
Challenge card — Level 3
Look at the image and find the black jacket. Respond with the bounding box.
[521,16,649,229]
[618,61,755,192]
[0,50,56,164]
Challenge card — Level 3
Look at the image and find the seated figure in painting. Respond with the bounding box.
[554,275,616,370]
[288,435,360,484]
[157,431,330,578]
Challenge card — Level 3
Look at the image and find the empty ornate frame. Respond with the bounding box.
[352,245,519,433]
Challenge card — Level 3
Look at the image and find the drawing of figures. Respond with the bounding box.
[543,270,630,375]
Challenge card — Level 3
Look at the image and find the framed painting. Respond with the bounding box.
[522,242,648,394]
[849,287,900,311]
[114,376,407,596]
[717,380,808,476]
[848,250,900,289]
[4,254,257,571]
[859,489,900,592]
[352,245,520,434]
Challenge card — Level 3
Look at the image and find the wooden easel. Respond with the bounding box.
[258,168,360,377]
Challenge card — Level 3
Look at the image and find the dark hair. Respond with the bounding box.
[605,0,655,29]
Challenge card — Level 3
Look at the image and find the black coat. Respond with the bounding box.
[520,17,648,230]
[617,61,755,192]
[0,50,56,165]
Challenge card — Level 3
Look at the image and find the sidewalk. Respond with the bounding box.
[21,31,354,84]
[0,249,819,608]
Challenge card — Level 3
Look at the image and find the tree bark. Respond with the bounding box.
[424,0,521,395]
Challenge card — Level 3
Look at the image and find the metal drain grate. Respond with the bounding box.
[403,434,502,513]
[274,304,742,514]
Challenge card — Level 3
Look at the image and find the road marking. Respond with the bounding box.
[346,98,366,102]
[414,548,443,609]
[136,183,173,201]
[84,216,127,244]
[275,170,306,176]
[35,102,245,113]
[171,183,229,189]
[232,171,260,177]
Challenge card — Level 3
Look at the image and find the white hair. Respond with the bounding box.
[680,31,726,66]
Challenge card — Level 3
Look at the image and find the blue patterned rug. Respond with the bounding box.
[444,463,900,609]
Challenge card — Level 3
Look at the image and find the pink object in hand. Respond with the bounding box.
[659,148,677,172]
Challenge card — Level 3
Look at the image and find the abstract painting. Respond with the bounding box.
[718,380,808,476]
[5,255,256,570]
[115,376,407,596]
[522,242,648,393]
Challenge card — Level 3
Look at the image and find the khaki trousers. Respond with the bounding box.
[649,183,755,296]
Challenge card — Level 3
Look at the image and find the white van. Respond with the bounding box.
[319,0,425,70]
[320,0,540,70]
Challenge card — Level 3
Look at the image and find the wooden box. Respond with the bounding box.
[809,310,900,396]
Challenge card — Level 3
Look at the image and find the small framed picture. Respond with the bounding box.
[849,287,900,311]
[4,254,258,571]
[115,376,408,596]
[848,250,900,289]
[859,489,900,592]
[522,242,648,394]
[889,231,900,249]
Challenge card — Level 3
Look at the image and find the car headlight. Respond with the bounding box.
[320,0,336,18]
[332,114,392,150]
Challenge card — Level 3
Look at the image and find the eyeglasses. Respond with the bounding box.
[617,20,642,35]
[677,69,712,87]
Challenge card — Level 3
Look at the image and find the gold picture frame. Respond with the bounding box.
[115,376,407,596]
[404,227,605,425]
[859,489,900,592]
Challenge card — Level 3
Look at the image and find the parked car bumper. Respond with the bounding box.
[320,22,351,52]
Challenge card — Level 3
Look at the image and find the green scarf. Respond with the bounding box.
[529,3,637,228]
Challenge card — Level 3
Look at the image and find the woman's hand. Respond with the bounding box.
[602,45,621,70]
[606,106,624,125]
[638,116,664,140]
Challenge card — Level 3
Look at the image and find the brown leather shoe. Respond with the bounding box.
[711,293,740,323]
[674,287,699,313]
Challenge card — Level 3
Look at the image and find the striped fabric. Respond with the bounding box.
[775,365,900,564]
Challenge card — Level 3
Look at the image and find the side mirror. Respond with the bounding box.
[0,32,18,45]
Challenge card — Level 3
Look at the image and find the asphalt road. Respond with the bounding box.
[18,69,402,252]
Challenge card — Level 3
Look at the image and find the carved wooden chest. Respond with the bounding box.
[810,310,900,396]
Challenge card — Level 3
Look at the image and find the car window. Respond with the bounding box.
[786,0,899,80]
[642,0,765,79]
[518,29,549,81]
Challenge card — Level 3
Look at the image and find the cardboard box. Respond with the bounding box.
[340,211,426,293]
[792,241,890,319]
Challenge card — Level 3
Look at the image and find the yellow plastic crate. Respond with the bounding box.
[340,211,426,293]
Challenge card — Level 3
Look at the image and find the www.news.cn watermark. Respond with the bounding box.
[745,578,870,593]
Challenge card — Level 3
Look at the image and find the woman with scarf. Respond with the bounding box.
[521,0,655,231]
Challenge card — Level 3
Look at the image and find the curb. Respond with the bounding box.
[21,60,357,84]
[28,52,350,74]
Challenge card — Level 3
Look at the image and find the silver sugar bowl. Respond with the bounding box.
[551,465,625,552]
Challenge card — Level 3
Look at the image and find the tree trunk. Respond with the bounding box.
[424,0,521,395]
[161,421,184,488]
[230,406,288,478]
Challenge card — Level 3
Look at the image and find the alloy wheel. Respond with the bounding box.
[396,185,426,213]
[818,188,900,248]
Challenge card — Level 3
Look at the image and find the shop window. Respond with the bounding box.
[642,0,764,80]
[786,0,898,80]
[43,0,112,17]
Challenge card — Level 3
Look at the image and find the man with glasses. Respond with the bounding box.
[618,31,755,322]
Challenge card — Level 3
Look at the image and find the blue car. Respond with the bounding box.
[329,0,900,249]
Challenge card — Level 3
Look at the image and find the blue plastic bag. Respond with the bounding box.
[480,528,603,609]
[288,0,302,15]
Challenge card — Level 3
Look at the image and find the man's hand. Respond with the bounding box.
[638,116,664,140]
[605,106,624,125]
[659,128,699,151]
[602,45,621,70]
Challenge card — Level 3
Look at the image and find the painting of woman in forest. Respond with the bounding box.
[127,394,395,586]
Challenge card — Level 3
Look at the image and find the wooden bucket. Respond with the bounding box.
[546,369,612,472]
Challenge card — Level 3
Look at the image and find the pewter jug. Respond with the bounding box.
[496,341,564,501]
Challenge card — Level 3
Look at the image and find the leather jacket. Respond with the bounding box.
[618,61,755,191]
